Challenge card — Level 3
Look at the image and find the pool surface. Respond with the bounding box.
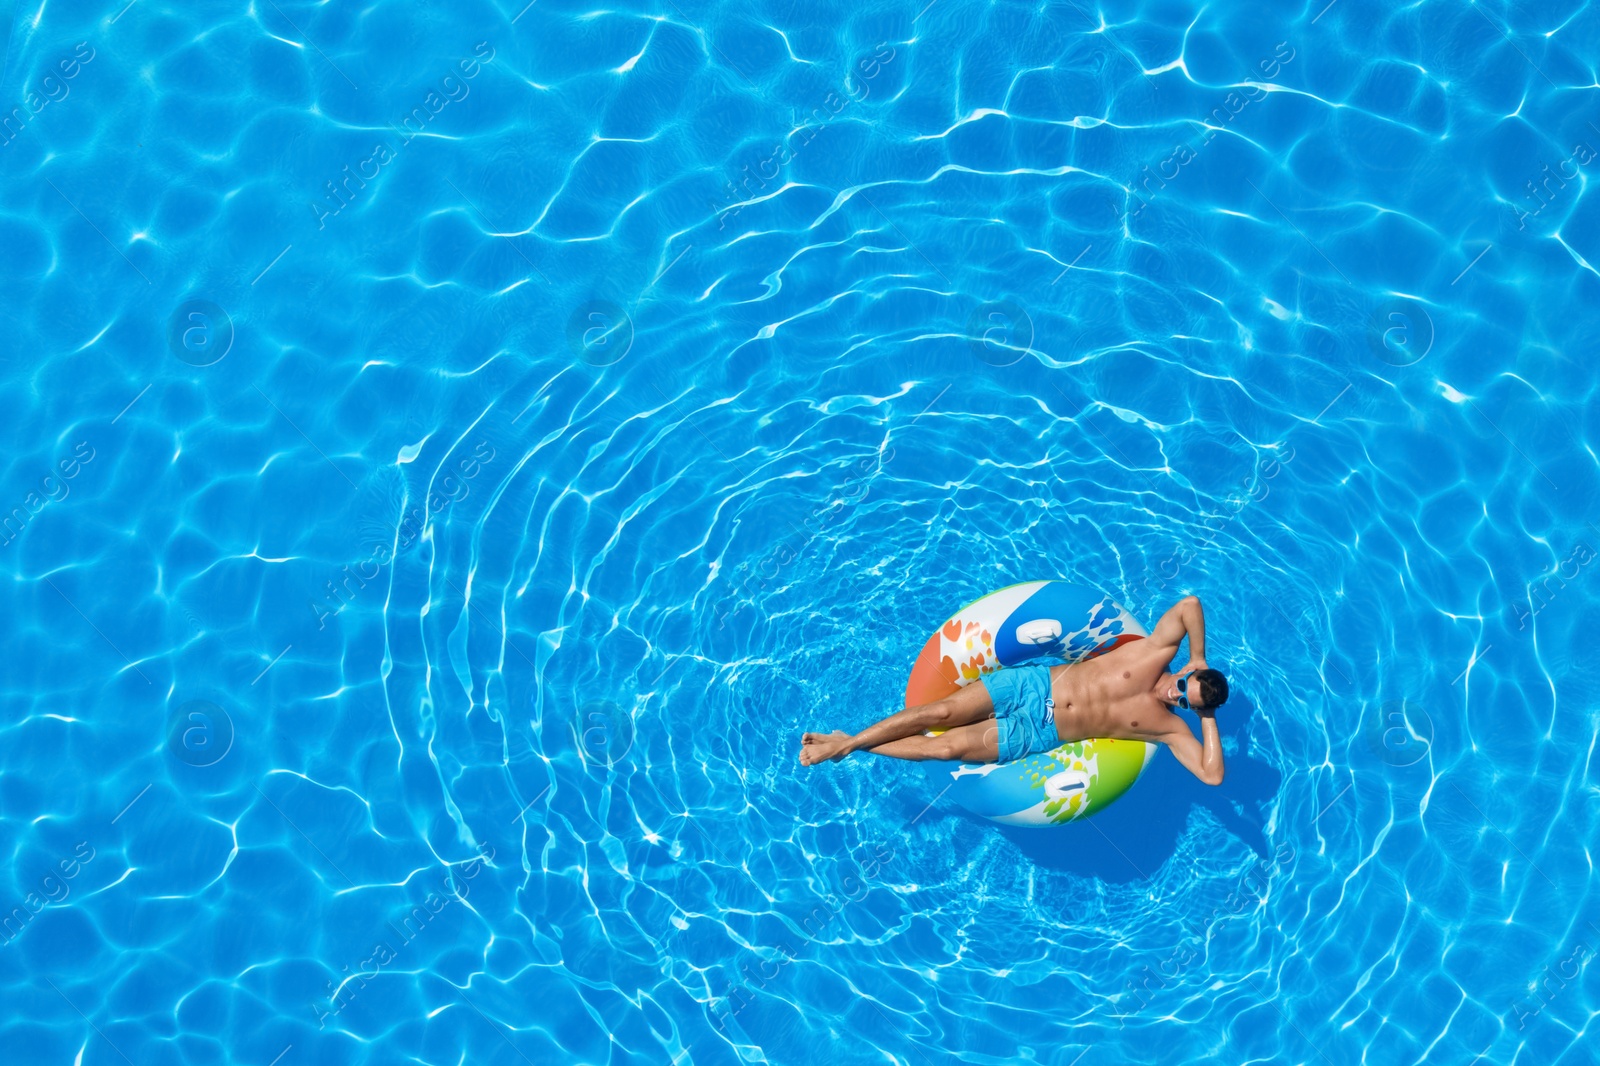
[2,0,1598,1063]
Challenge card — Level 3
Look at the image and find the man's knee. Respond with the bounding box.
[933,730,993,761]
[919,700,955,725]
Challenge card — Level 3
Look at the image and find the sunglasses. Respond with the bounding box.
[1174,671,1198,710]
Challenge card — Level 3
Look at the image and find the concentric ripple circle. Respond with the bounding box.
[0,1,1596,1065]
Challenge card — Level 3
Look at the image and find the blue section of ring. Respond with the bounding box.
[994,582,1116,666]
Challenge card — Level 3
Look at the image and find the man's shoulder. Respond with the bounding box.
[1141,712,1192,745]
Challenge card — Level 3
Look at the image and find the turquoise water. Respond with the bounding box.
[2,0,1598,1062]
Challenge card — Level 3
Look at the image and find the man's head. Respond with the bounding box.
[1176,668,1230,711]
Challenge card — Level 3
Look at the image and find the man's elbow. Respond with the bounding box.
[1200,769,1224,786]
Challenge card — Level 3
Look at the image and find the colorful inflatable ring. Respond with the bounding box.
[904,580,1158,827]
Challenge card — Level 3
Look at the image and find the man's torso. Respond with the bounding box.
[1046,641,1181,742]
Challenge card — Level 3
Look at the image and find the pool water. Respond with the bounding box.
[2,0,1598,1063]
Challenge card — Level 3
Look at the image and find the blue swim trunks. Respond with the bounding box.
[981,660,1065,763]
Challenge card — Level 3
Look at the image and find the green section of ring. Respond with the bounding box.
[1040,736,1150,824]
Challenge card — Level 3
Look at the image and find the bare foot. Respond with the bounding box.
[799,732,825,765]
[799,730,852,766]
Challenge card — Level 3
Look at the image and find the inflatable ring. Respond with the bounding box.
[904,580,1158,827]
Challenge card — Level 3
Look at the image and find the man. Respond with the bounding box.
[798,595,1230,785]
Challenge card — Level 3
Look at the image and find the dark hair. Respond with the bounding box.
[1194,668,1229,709]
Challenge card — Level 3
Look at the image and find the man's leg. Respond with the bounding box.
[799,681,995,765]
[859,720,1000,763]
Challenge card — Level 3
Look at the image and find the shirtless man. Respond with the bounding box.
[798,595,1230,785]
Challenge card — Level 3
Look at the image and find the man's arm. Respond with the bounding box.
[1161,713,1224,786]
[1148,594,1207,670]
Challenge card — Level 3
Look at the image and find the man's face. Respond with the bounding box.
[1168,672,1204,710]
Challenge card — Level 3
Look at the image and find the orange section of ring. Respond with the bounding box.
[904,629,958,707]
